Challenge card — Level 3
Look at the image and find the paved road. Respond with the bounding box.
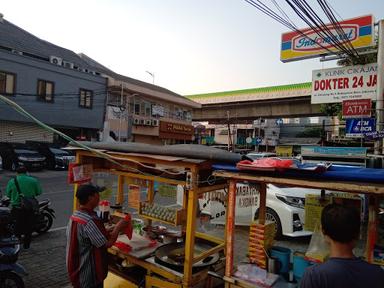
[0,169,73,229]
[0,169,73,287]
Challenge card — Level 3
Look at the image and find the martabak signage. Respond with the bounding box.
[281,15,374,62]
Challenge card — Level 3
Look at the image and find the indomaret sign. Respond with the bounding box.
[281,15,374,62]
[311,63,377,104]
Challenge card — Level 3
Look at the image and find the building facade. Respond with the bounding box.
[79,54,201,145]
[0,14,107,143]
[0,14,200,146]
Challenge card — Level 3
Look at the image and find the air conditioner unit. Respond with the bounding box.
[133,118,140,125]
[50,56,63,66]
[145,119,152,126]
[152,119,159,126]
[139,119,145,125]
[63,61,74,69]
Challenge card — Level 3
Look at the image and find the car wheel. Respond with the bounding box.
[254,207,283,239]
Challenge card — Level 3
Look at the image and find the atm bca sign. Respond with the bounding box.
[342,99,371,118]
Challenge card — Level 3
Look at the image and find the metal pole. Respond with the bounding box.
[118,84,123,142]
[375,20,384,154]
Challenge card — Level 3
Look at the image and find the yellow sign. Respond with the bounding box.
[276,146,293,157]
[128,184,140,210]
[304,194,332,232]
[281,15,374,62]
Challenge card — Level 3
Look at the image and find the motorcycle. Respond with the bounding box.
[0,197,55,234]
[0,208,27,288]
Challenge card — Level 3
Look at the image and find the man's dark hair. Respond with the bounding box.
[76,184,102,205]
[321,203,360,243]
[16,166,27,174]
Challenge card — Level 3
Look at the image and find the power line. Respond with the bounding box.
[244,0,362,60]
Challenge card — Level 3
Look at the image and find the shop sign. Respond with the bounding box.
[128,184,140,209]
[365,129,384,139]
[311,63,377,104]
[67,163,93,184]
[158,184,177,198]
[342,99,371,118]
[159,121,193,141]
[200,183,260,225]
[254,137,263,145]
[276,145,293,157]
[301,146,367,157]
[275,118,283,125]
[281,15,374,62]
[160,121,193,135]
[345,118,376,137]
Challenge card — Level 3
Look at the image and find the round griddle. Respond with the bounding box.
[154,242,220,273]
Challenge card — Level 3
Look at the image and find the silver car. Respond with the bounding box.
[246,152,277,160]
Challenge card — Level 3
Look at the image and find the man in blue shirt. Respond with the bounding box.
[301,203,384,288]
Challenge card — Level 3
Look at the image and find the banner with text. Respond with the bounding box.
[342,99,371,118]
[281,15,374,62]
[345,118,376,138]
[311,63,377,104]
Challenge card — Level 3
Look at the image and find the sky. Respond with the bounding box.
[2,0,384,96]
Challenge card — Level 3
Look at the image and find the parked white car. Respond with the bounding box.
[199,182,364,239]
[199,183,323,238]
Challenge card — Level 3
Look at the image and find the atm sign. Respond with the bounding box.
[342,99,371,118]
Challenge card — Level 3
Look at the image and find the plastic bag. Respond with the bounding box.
[305,222,329,263]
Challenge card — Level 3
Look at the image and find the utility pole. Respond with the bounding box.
[118,83,124,142]
[227,111,233,152]
[375,20,384,154]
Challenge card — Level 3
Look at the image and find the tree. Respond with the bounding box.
[320,103,342,120]
[321,34,378,118]
[320,40,378,119]
[296,127,323,138]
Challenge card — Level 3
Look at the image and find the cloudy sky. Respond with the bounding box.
[2,0,383,95]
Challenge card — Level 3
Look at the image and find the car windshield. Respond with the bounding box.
[49,148,68,155]
[246,153,276,160]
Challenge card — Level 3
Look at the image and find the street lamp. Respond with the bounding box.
[146,70,155,84]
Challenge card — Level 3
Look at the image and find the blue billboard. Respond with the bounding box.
[345,118,376,137]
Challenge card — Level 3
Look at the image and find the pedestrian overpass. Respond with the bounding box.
[187,82,322,123]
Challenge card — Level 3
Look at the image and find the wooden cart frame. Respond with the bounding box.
[213,170,384,288]
[72,149,226,288]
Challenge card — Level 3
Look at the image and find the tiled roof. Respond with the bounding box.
[185,82,312,104]
[0,19,94,69]
[0,17,199,107]
[186,82,312,99]
[79,53,199,106]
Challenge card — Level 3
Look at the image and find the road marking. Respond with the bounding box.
[50,226,67,232]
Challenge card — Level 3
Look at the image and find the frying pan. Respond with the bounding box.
[154,241,220,272]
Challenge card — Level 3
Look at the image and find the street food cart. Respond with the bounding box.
[70,145,233,288]
[213,169,384,288]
